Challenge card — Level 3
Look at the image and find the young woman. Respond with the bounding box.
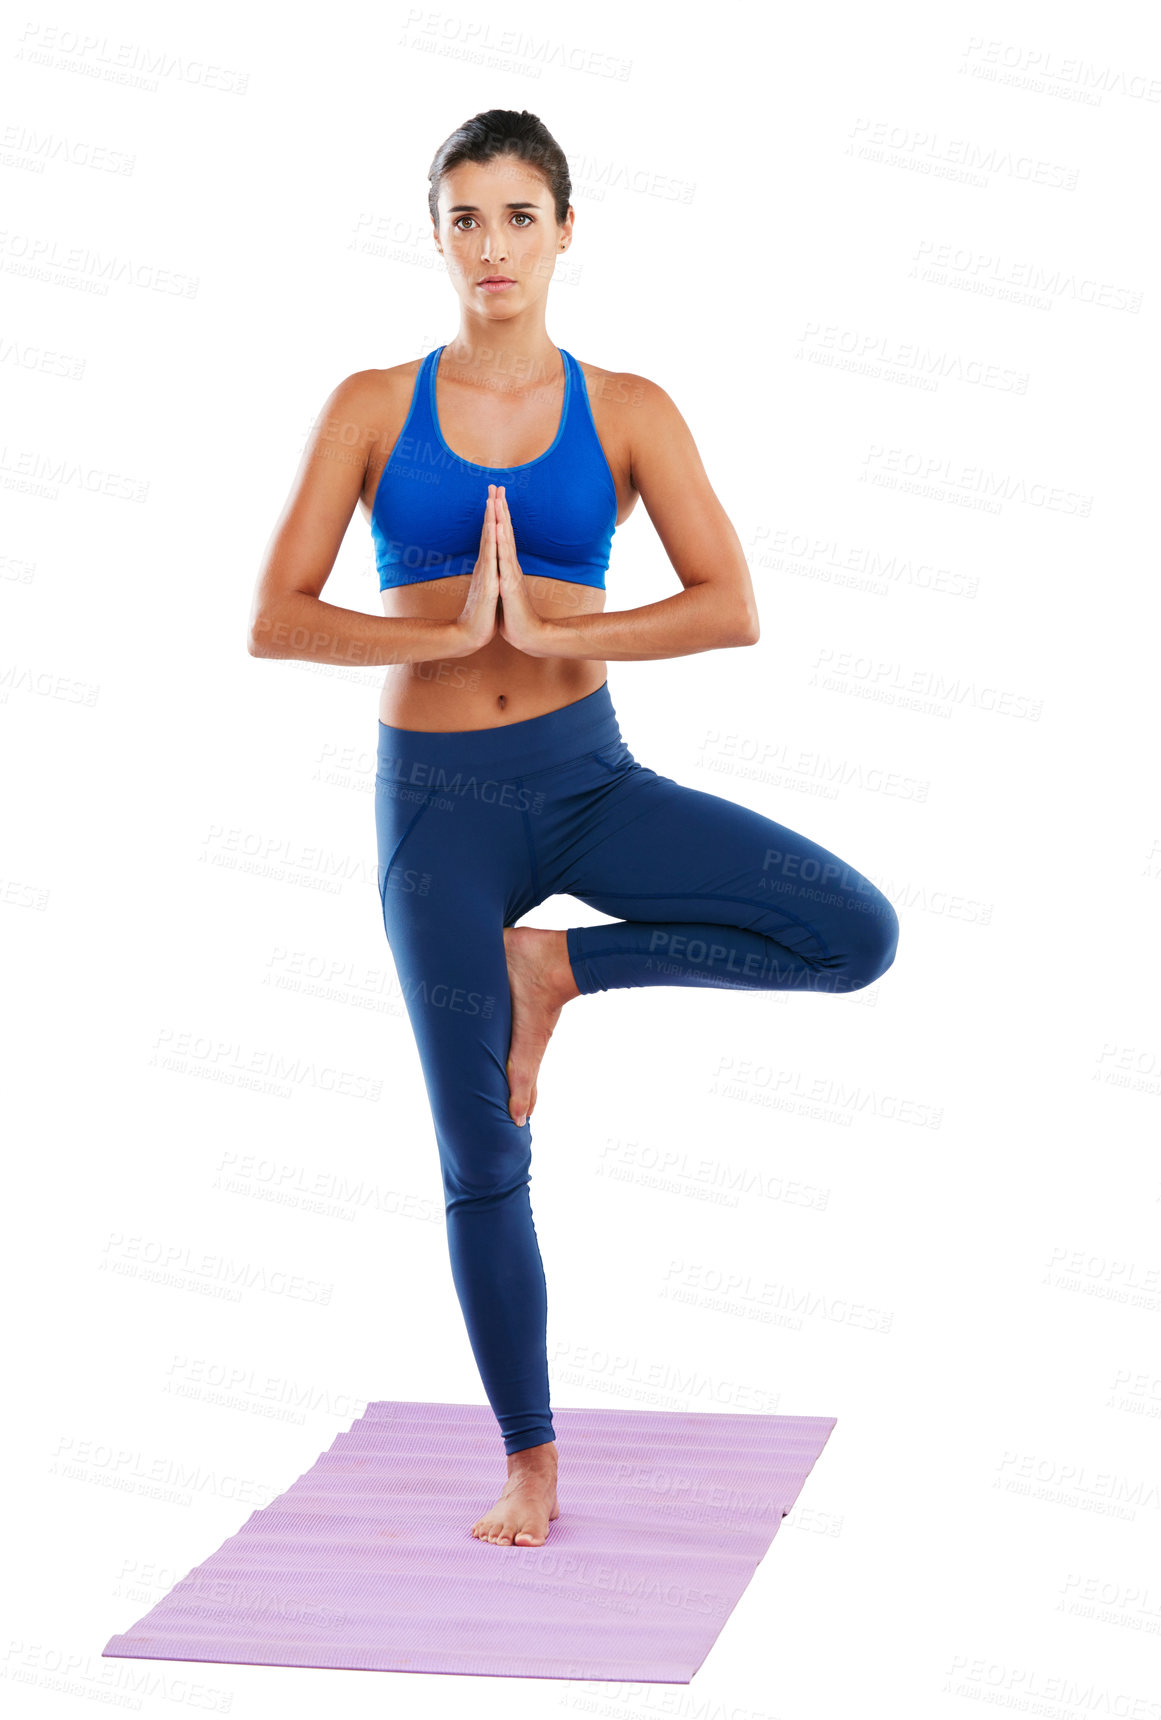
[248,109,899,1552]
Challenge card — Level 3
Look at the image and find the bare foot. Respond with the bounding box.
[502,926,580,1127]
[471,1440,559,1547]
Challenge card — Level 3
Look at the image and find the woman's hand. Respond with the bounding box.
[494,486,567,659]
[451,484,502,655]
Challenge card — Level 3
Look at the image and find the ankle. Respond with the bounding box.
[506,1439,557,1473]
[554,931,580,1003]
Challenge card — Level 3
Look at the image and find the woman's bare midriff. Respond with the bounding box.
[377,570,608,731]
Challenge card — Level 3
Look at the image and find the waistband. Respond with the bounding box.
[376,679,622,779]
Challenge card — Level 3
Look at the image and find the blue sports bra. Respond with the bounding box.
[371,344,617,591]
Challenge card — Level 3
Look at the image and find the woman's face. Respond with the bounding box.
[433,155,572,320]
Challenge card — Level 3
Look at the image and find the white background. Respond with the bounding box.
[4,0,1160,1714]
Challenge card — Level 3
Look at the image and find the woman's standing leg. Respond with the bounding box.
[374,783,555,1459]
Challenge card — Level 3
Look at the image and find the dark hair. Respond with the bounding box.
[427,108,572,231]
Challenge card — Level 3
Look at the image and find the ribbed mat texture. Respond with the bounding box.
[103,1400,836,1682]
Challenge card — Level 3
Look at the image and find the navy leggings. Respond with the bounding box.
[374,679,899,1454]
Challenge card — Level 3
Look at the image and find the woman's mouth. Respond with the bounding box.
[477,277,516,292]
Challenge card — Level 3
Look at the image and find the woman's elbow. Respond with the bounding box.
[730,603,760,647]
[247,604,286,657]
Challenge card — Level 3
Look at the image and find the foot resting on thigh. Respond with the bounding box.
[471,1439,559,1547]
[502,926,580,1127]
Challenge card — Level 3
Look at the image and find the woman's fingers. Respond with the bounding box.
[495,486,517,579]
[490,488,506,586]
[475,485,499,587]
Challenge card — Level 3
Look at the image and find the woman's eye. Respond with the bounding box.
[453,213,534,231]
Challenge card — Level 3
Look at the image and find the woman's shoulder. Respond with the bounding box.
[570,357,692,461]
[570,353,654,410]
[314,361,426,467]
[329,358,424,408]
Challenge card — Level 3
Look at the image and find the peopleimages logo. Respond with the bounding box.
[376,758,546,812]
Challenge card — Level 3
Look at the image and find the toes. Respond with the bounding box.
[506,1064,529,1128]
[472,1514,548,1547]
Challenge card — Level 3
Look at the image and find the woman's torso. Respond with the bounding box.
[357,346,640,732]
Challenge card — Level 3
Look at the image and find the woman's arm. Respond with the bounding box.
[498,376,760,662]
[247,373,490,667]
[249,592,477,667]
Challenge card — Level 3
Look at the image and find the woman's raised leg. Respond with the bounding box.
[560,764,899,999]
[501,751,899,1144]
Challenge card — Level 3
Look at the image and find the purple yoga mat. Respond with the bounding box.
[102,1400,836,1683]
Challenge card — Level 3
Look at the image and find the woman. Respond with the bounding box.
[248,109,899,1552]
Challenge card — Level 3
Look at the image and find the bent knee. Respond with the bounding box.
[842,897,899,991]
